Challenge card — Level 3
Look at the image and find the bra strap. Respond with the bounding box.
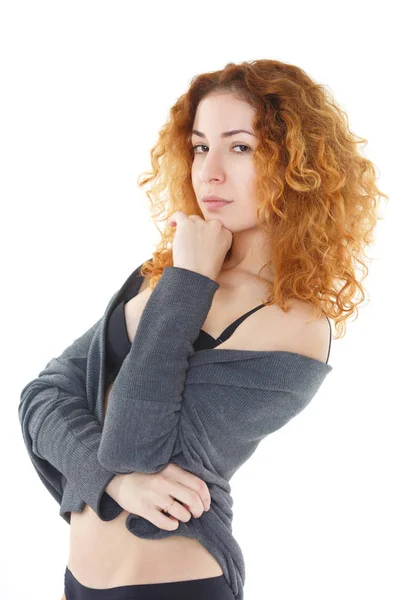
[216,304,267,343]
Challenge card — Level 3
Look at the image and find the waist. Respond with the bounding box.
[68,505,223,588]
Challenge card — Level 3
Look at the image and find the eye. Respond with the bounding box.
[191,144,251,154]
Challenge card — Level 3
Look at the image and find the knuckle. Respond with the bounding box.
[188,489,198,505]
[163,463,175,476]
[134,496,145,513]
[187,493,201,517]
[198,480,209,494]
[148,471,158,484]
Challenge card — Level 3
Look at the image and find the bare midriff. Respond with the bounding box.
[66,267,320,589]
[68,507,223,588]
[67,273,225,589]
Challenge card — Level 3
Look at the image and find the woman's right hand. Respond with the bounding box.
[108,463,212,531]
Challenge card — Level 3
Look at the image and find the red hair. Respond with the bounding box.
[136,59,388,340]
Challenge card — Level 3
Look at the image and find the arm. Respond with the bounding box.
[97,266,219,474]
[18,312,124,521]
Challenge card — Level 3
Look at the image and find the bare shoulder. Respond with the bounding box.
[126,275,152,305]
[137,275,151,295]
[264,300,331,364]
[220,298,331,364]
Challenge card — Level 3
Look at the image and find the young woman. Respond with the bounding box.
[20,58,387,600]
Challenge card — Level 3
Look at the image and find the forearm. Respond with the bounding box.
[98,266,220,473]
[102,384,128,503]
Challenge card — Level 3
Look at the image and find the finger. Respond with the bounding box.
[152,507,181,531]
[168,210,186,227]
[165,464,211,508]
[170,210,188,225]
[160,498,193,522]
[168,481,208,517]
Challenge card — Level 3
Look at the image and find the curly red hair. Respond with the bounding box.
[136,59,388,340]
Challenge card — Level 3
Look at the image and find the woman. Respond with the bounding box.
[19,59,387,600]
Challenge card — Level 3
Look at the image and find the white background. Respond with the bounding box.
[1,1,398,599]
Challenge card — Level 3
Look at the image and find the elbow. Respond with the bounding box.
[97,441,129,473]
[97,437,176,475]
[98,413,181,473]
[18,380,55,454]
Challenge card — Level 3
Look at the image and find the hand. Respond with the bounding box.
[167,211,233,281]
[107,463,212,531]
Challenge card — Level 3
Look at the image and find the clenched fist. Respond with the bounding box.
[168,211,233,281]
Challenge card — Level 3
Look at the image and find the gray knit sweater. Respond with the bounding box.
[19,264,333,600]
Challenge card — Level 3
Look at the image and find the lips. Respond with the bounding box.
[204,200,231,204]
[202,194,232,203]
[203,200,233,209]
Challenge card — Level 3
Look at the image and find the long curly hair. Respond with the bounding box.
[136,59,388,340]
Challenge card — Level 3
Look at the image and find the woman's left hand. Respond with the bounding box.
[167,211,233,281]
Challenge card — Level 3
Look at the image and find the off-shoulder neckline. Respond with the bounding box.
[114,266,333,372]
[189,347,333,370]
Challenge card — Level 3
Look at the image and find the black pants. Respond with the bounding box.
[64,566,235,600]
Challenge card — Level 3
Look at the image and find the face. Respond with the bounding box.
[191,92,260,232]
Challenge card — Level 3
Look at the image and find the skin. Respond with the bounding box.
[191,91,273,282]
[61,92,330,598]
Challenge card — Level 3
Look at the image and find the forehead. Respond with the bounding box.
[192,93,255,131]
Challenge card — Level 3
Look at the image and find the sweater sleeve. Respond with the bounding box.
[18,316,124,522]
[97,266,220,474]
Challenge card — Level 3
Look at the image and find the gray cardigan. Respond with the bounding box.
[19,263,333,600]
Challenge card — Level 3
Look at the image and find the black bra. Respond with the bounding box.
[196,303,267,347]
[105,297,332,379]
[105,300,268,376]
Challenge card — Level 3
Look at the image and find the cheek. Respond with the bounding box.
[236,165,256,194]
[191,165,200,188]
[191,172,198,193]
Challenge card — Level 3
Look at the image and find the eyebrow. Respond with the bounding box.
[191,129,256,138]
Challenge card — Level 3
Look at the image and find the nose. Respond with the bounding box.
[198,153,226,184]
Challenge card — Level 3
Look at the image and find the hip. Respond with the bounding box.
[64,566,234,600]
